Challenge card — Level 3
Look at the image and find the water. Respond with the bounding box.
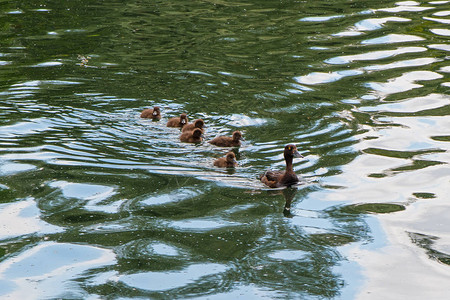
[0,0,449,298]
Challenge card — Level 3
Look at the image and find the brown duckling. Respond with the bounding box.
[182,119,205,133]
[208,130,242,147]
[140,106,161,120]
[180,128,203,143]
[167,113,188,127]
[260,144,304,188]
[214,152,238,168]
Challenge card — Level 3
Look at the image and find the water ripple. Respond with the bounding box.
[118,263,228,292]
[366,71,443,96]
[299,15,344,22]
[360,93,450,114]
[362,34,425,45]
[424,16,450,24]
[0,118,55,137]
[169,218,241,232]
[325,47,427,65]
[0,199,61,240]
[363,57,440,71]
[378,2,434,13]
[294,70,363,85]
[430,28,450,36]
[433,10,450,16]
[354,17,411,31]
[1,0,449,298]
[0,242,115,299]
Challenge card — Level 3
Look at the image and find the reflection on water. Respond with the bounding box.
[0,242,115,299]
[118,263,228,292]
[283,187,298,217]
[1,0,450,298]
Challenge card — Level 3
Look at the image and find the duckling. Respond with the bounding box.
[260,144,304,188]
[182,119,205,133]
[208,131,242,147]
[167,113,188,127]
[140,106,161,120]
[214,152,238,168]
[180,128,203,143]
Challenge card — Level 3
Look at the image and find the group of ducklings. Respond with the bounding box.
[141,106,304,188]
[141,106,241,168]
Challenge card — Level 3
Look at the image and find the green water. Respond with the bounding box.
[1,0,449,299]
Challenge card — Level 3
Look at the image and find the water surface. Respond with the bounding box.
[1,0,449,299]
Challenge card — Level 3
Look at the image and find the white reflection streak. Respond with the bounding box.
[363,57,439,71]
[0,199,61,240]
[366,71,443,96]
[325,47,427,65]
[423,16,450,24]
[294,70,364,85]
[0,242,116,299]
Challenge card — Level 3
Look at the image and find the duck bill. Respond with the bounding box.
[293,150,304,158]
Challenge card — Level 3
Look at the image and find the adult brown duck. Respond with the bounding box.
[167,113,188,127]
[140,106,161,120]
[213,152,238,168]
[208,131,242,147]
[260,144,304,188]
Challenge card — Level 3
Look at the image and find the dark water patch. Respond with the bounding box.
[363,147,445,159]
[390,159,444,172]
[0,183,13,203]
[412,192,436,199]
[340,203,406,214]
[51,211,111,225]
[431,135,450,142]
[310,233,356,247]
[367,172,389,178]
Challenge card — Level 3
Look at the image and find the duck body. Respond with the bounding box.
[214,152,238,168]
[260,169,299,188]
[182,119,205,133]
[260,144,303,188]
[208,131,242,147]
[180,128,203,143]
[167,113,188,127]
[141,106,161,120]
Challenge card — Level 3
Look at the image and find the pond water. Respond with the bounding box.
[0,0,449,299]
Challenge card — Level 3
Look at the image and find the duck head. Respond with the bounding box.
[180,113,188,125]
[194,119,205,129]
[284,144,303,159]
[152,106,161,116]
[226,152,238,164]
[232,131,242,142]
[192,128,203,138]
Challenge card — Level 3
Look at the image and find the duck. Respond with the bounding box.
[140,106,161,120]
[180,128,203,143]
[208,131,242,147]
[182,119,205,133]
[214,152,238,168]
[259,144,303,188]
[167,113,188,127]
